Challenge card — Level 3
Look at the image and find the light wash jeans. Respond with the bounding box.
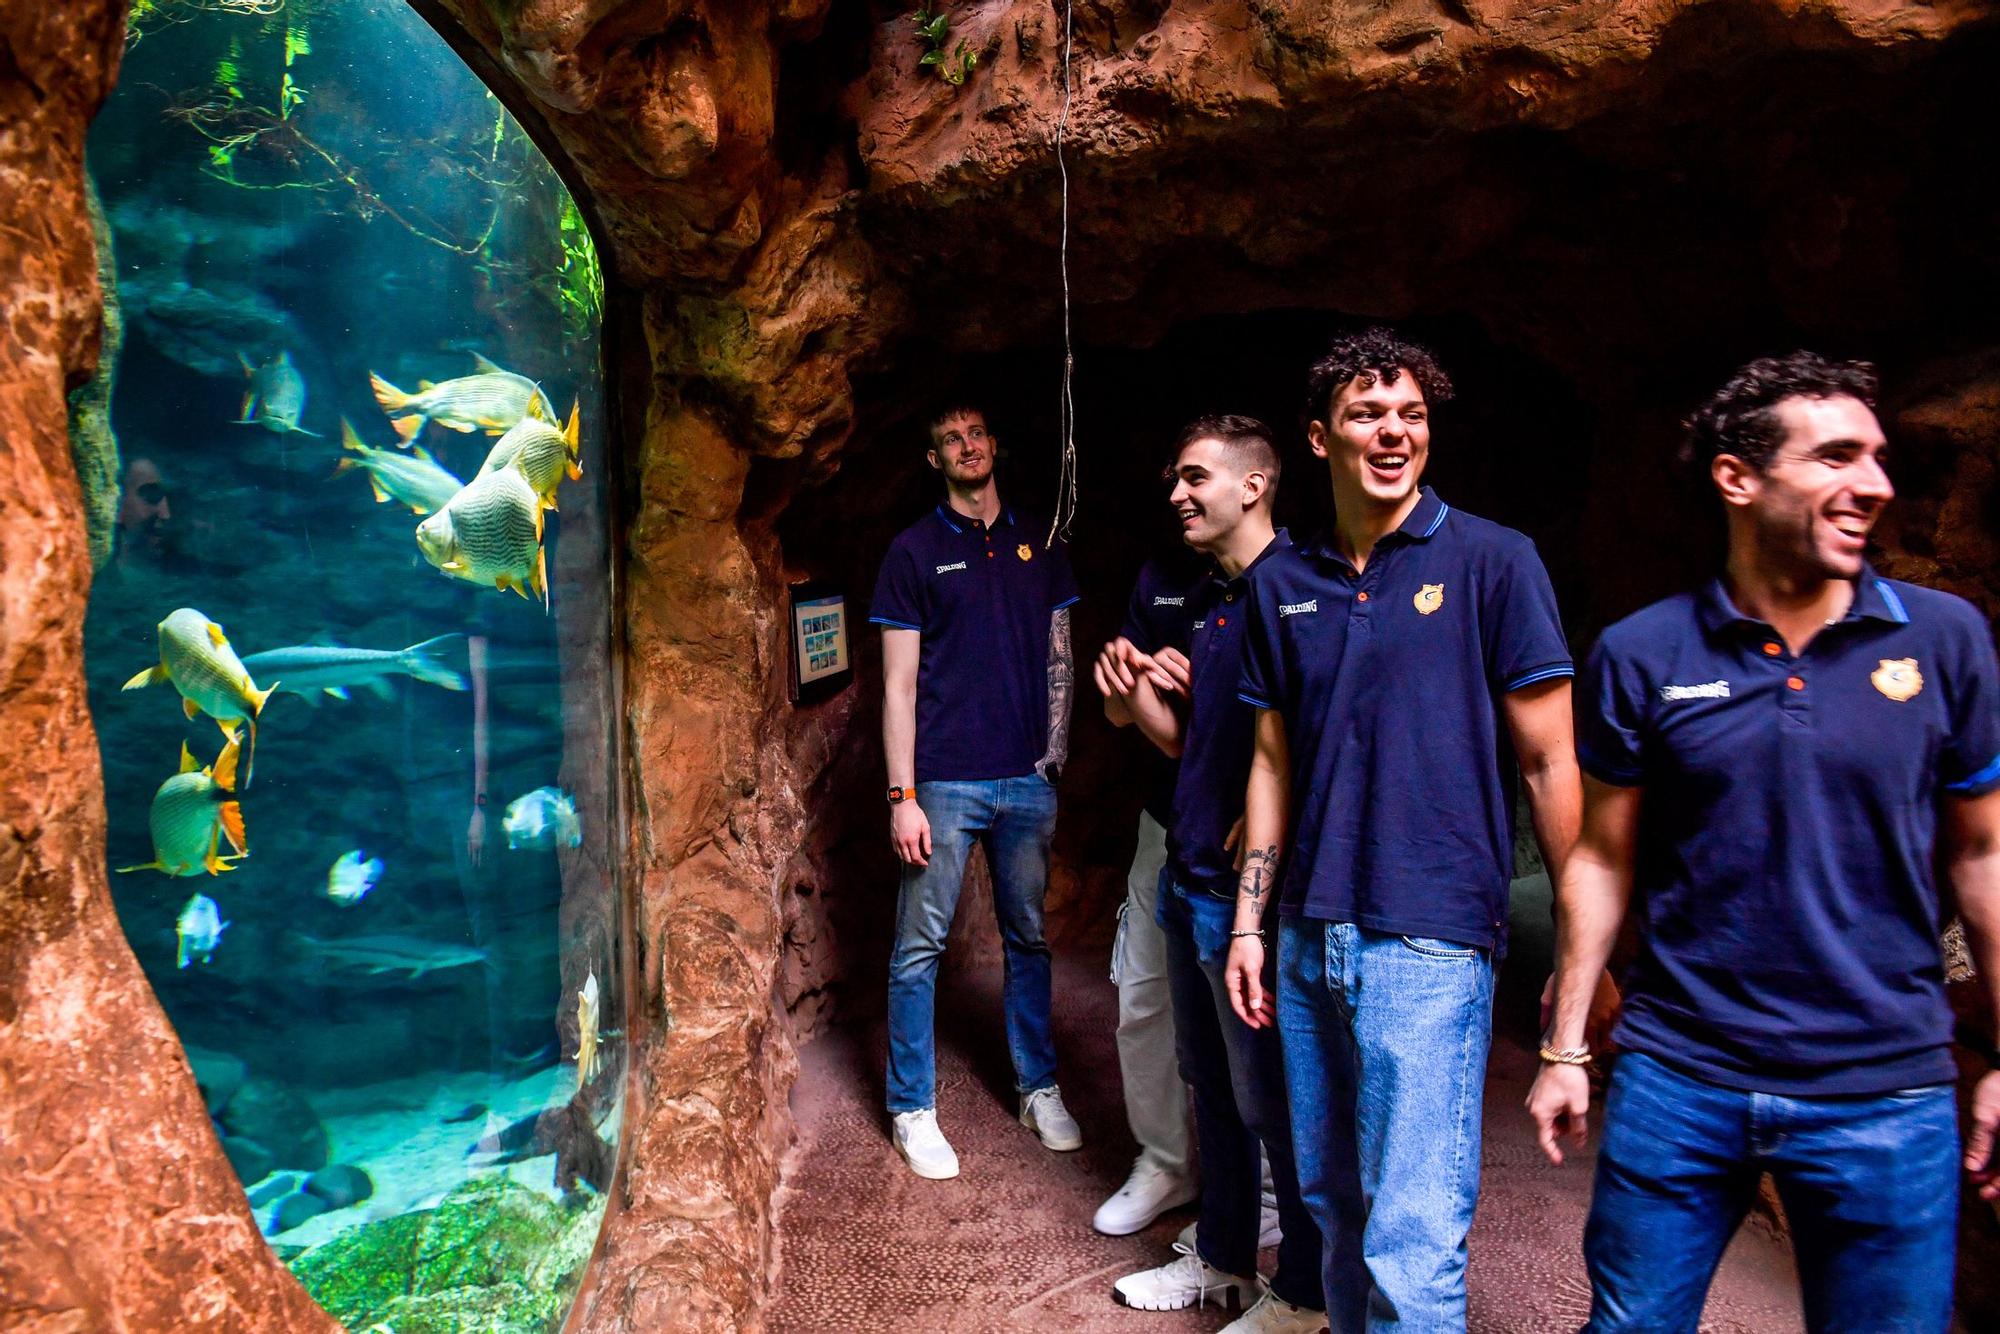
[1585,1051,1959,1333]
[1277,917,1495,1333]
[886,776,1059,1114]
[1112,812,1193,1178]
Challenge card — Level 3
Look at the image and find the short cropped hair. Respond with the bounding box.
[1681,351,1879,474]
[927,403,988,445]
[1174,414,1281,495]
[1303,327,1455,430]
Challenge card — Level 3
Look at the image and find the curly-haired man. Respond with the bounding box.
[1530,351,2000,1329]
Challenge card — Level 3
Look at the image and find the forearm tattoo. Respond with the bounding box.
[1238,844,1280,918]
[1042,607,1073,772]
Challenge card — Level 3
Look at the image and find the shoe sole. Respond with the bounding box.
[1110,1283,1252,1313]
[1092,1187,1198,1236]
[894,1141,959,1180]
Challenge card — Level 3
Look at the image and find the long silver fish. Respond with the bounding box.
[335,418,463,515]
[237,350,318,436]
[369,352,553,445]
[241,634,466,702]
[292,933,490,978]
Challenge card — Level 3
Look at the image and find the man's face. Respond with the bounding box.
[1308,371,1430,511]
[117,459,171,554]
[1168,437,1255,552]
[928,413,995,487]
[1726,395,1893,580]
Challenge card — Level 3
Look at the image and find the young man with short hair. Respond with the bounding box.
[1530,352,2000,1329]
[1100,416,1326,1332]
[870,405,1083,1180]
[1225,329,1583,1330]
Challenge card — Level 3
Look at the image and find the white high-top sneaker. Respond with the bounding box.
[891,1108,960,1180]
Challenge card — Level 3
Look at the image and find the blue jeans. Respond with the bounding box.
[1277,917,1495,1333]
[1584,1051,1959,1333]
[1160,878,1324,1309]
[886,776,1059,1114]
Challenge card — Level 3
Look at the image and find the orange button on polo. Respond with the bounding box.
[1786,676,1805,691]
[1763,642,1782,656]
[1357,591,1370,602]
[1216,616,1227,627]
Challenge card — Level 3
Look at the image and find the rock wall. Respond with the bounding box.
[0,2,339,1328]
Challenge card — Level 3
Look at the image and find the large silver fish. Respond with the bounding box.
[241,633,466,702]
[237,350,318,436]
[475,401,581,511]
[292,932,490,978]
[368,352,553,445]
[335,417,463,515]
[123,608,278,784]
[413,468,546,607]
[118,739,247,878]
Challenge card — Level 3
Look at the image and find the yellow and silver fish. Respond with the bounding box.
[237,350,318,437]
[335,417,464,514]
[575,969,600,1094]
[122,607,278,785]
[119,739,248,878]
[413,468,547,608]
[368,352,553,445]
[475,401,581,511]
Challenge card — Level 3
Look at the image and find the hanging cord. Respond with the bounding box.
[1047,0,1078,547]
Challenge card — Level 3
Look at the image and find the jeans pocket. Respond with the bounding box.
[1399,934,1480,960]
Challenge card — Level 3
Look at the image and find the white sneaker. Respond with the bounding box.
[1176,1210,1282,1252]
[1019,1085,1083,1151]
[1093,1157,1197,1235]
[1113,1244,1259,1312]
[1218,1287,1328,1333]
[891,1108,959,1180]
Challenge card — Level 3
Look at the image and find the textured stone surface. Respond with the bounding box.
[0,1,339,1329]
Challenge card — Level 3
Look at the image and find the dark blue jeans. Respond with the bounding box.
[1159,877,1324,1309]
[885,776,1059,1114]
[1585,1051,1960,1333]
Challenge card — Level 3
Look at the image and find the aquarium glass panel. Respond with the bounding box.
[82,2,621,1327]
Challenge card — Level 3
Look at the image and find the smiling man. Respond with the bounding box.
[1222,329,1582,1330]
[870,404,1083,1180]
[1529,352,2000,1330]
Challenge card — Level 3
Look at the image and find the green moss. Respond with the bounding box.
[67,172,121,571]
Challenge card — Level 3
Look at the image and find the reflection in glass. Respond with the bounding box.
[81,2,620,1328]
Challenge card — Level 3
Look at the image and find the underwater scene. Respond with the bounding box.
[80,2,621,1329]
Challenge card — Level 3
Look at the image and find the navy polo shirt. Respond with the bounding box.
[1239,489,1573,949]
[870,505,1081,784]
[1581,570,2000,1096]
[1122,558,1198,828]
[1167,533,1291,897]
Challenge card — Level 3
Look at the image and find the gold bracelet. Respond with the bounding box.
[1538,1044,1593,1067]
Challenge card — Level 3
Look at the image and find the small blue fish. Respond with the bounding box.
[177,893,228,969]
[326,850,383,906]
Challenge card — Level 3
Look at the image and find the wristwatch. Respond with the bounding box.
[887,786,916,804]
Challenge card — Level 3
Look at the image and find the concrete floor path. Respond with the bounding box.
[770,885,1805,1333]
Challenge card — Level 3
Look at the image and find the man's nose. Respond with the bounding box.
[157,498,172,520]
[1853,455,1894,504]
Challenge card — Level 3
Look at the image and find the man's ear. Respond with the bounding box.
[926,447,942,473]
[1241,469,1271,510]
[1711,453,1759,509]
[1306,421,1330,460]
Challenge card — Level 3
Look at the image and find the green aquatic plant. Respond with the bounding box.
[910,4,977,86]
[553,195,604,341]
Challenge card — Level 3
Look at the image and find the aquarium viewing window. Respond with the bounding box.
[79,1,621,1328]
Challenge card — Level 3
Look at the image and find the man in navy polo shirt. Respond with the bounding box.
[1223,329,1583,1330]
[1529,351,2000,1329]
[1097,415,1326,1333]
[869,404,1084,1180]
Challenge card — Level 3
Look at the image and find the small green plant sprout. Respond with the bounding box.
[910,5,977,86]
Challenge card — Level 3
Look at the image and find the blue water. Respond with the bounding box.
[83,2,618,1326]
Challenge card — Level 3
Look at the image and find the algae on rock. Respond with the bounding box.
[67,171,122,570]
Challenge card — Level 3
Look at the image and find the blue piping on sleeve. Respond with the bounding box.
[1504,664,1576,691]
[1053,595,1081,611]
[1238,691,1274,710]
[1947,750,2000,794]
[868,616,921,631]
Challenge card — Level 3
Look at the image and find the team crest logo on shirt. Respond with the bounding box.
[1870,657,1923,702]
[1017,543,1033,562]
[1413,583,1445,616]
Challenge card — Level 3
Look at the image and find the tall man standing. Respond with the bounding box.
[870,405,1084,1180]
[1225,329,1583,1330]
[1100,416,1326,1332]
[1530,352,2000,1330]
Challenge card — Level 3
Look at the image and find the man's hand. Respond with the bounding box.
[1093,636,1155,699]
[1540,969,1623,1052]
[1967,1068,2000,1201]
[1225,935,1273,1029]
[1526,1062,1592,1165]
[1150,646,1193,699]
[891,800,931,868]
[466,806,486,868]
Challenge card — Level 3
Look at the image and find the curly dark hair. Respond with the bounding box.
[1681,351,1879,474]
[1303,327,1455,430]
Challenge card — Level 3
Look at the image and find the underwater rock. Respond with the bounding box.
[182,1043,246,1115]
[66,171,121,570]
[442,1101,487,1124]
[270,1191,333,1234]
[219,1077,329,1171]
[304,1163,374,1208]
[247,1174,296,1208]
[221,1135,275,1184]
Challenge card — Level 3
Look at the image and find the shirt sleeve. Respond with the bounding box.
[1483,537,1575,692]
[1238,580,1282,711]
[868,540,925,631]
[1121,565,1161,653]
[1049,540,1081,613]
[1577,635,1647,787]
[1942,605,2000,796]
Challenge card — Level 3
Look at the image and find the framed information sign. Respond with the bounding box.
[789,581,853,703]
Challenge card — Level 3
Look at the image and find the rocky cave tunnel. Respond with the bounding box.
[7,1,2000,1331]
